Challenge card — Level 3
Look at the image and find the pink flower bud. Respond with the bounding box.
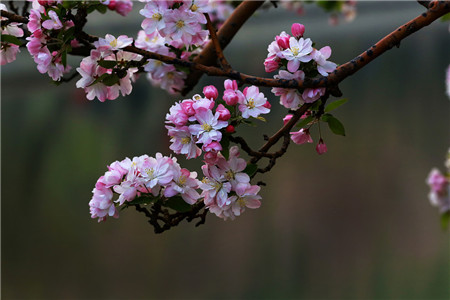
[264,55,280,73]
[290,129,313,145]
[243,86,249,97]
[291,23,305,38]
[283,114,293,125]
[181,99,195,116]
[225,125,235,133]
[107,0,116,10]
[224,79,238,91]
[203,85,219,100]
[263,100,271,109]
[316,139,327,155]
[276,35,290,50]
[203,141,222,152]
[223,90,239,106]
[216,104,231,121]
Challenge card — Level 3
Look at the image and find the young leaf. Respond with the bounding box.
[324,98,348,113]
[97,60,118,69]
[1,35,22,46]
[102,74,120,86]
[441,212,450,230]
[164,196,192,213]
[243,163,258,177]
[322,114,346,136]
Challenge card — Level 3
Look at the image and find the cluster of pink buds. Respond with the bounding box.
[201,146,261,220]
[426,150,450,214]
[76,34,142,102]
[265,23,337,110]
[89,154,201,222]
[165,80,270,161]
[25,0,74,80]
[0,4,24,65]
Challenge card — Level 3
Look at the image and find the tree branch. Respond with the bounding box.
[204,13,231,71]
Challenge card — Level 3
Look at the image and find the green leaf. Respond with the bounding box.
[322,114,346,136]
[296,115,314,128]
[96,4,108,14]
[97,60,118,69]
[87,73,109,87]
[221,135,230,160]
[164,196,192,213]
[324,98,348,113]
[1,35,22,46]
[309,99,322,111]
[63,27,76,43]
[441,212,450,230]
[441,13,450,22]
[102,74,120,86]
[243,163,258,177]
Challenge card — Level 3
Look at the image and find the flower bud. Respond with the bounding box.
[276,35,290,50]
[216,104,231,121]
[283,114,293,125]
[180,99,195,116]
[290,129,313,145]
[223,90,239,106]
[107,0,116,10]
[264,55,280,73]
[203,85,219,100]
[203,151,219,164]
[263,100,271,109]
[316,139,327,155]
[225,125,235,133]
[291,23,305,38]
[203,141,222,152]
[224,79,238,91]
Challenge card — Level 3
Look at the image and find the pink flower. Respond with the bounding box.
[230,184,262,217]
[189,107,228,145]
[203,141,222,152]
[302,88,325,103]
[162,9,201,46]
[94,34,133,53]
[278,37,313,73]
[264,55,280,73]
[427,168,448,194]
[166,101,189,126]
[223,89,239,106]
[271,70,305,109]
[291,23,305,38]
[164,166,200,205]
[446,65,450,99]
[89,187,118,222]
[311,46,337,77]
[0,44,20,65]
[203,85,219,100]
[216,104,231,121]
[224,79,238,90]
[114,0,133,16]
[316,139,327,155]
[42,10,63,30]
[239,86,270,119]
[276,32,290,50]
[140,1,168,34]
[167,125,202,159]
[200,164,232,207]
[290,128,313,145]
[283,114,293,125]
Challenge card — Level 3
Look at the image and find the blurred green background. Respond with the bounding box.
[2,2,449,299]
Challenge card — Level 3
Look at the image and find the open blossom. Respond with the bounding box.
[140,1,169,34]
[162,9,204,46]
[0,4,24,65]
[426,168,450,213]
[311,46,337,76]
[290,128,313,145]
[164,165,201,204]
[302,87,326,103]
[189,108,228,145]
[271,70,305,109]
[89,187,118,222]
[230,184,262,217]
[200,164,232,207]
[167,125,202,159]
[278,37,313,72]
[94,34,133,53]
[239,86,270,119]
[42,10,63,30]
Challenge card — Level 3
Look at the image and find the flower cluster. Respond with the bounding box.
[426,150,450,214]
[89,154,201,222]
[265,23,337,110]
[0,4,24,65]
[165,80,270,161]
[26,0,74,80]
[201,146,261,220]
[76,34,142,102]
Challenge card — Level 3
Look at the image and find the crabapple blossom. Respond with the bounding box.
[42,10,63,30]
[290,129,313,145]
[229,184,262,217]
[278,37,313,73]
[189,107,228,145]
[271,70,305,109]
[203,85,219,100]
[311,46,338,76]
[94,34,133,54]
[239,86,270,119]
[426,168,450,213]
[302,88,326,103]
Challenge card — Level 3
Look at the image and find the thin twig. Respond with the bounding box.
[204,13,231,71]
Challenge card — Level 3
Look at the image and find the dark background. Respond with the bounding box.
[2,2,449,299]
